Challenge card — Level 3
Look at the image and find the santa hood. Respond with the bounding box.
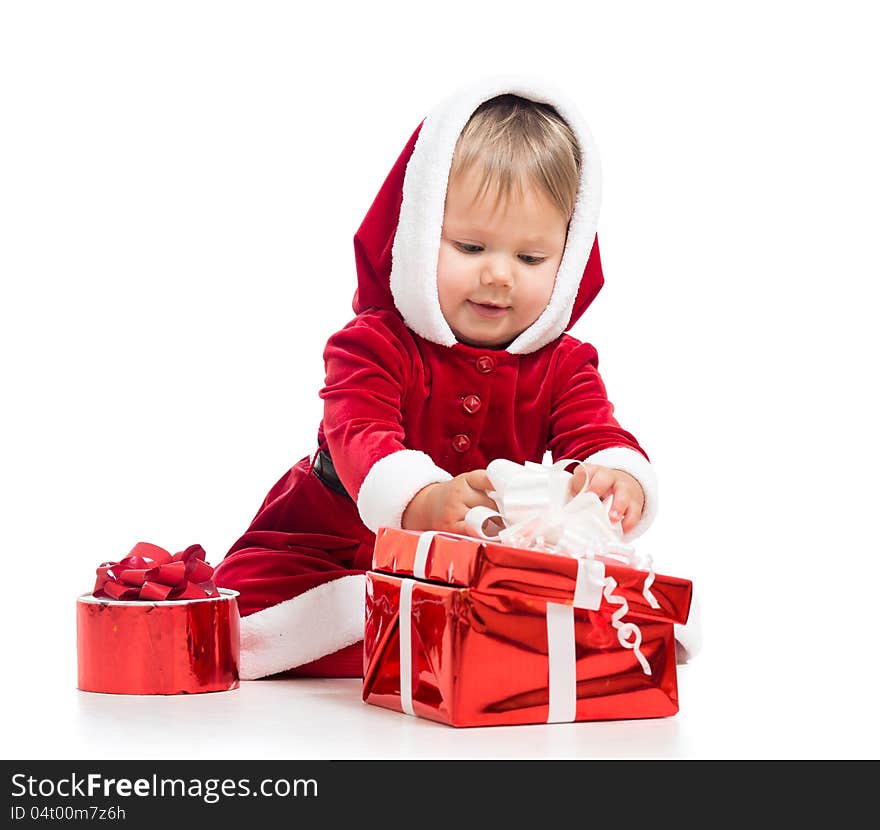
[352,74,604,355]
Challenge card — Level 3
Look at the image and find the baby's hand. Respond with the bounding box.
[569,463,645,535]
[401,470,498,534]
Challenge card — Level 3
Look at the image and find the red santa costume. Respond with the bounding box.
[213,75,660,680]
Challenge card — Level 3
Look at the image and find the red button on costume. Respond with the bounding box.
[462,395,482,414]
[475,355,495,373]
[213,76,659,680]
[451,434,472,453]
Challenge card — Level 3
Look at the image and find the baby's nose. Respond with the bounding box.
[480,255,514,286]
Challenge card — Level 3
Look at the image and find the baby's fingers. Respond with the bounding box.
[569,463,589,497]
[611,482,644,535]
[464,469,493,493]
[619,502,644,535]
[462,469,499,511]
[607,489,630,527]
[584,465,616,500]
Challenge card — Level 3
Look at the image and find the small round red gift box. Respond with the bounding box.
[76,589,240,695]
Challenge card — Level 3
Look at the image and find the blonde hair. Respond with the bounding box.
[449,94,582,220]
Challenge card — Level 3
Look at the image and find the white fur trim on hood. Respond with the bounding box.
[390,73,602,355]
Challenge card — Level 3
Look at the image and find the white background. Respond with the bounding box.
[1,1,878,760]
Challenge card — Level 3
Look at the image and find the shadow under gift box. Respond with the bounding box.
[76,589,241,695]
[363,528,693,727]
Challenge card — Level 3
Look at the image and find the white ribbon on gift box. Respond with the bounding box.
[467,458,656,574]
[545,557,604,722]
[398,577,416,717]
[399,530,463,717]
[465,459,658,675]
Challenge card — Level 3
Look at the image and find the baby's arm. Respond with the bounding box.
[321,312,454,533]
[401,470,497,534]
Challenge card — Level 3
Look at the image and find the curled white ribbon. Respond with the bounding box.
[602,576,651,675]
[466,458,658,675]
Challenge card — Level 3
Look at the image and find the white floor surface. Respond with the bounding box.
[5,644,876,760]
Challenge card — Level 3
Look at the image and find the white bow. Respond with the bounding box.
[466,459,646,564]
[464,458,660,674]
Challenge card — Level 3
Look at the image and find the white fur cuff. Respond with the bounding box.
[584,446,658,541]
[357,449,453,534]
[238,574,366,680]
[674,591,702,663]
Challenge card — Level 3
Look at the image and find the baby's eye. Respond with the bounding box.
[519,255,546,265]
[455,242,483,254]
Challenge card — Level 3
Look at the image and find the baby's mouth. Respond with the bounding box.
[467,300,510,319]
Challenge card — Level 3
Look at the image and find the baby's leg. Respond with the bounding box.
[215,536,371,679]
[214,458,375,679]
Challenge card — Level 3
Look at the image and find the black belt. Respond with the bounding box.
[312,449,353,501]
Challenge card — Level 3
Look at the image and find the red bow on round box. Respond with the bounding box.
[77,542,240,695]
[93,541,220,601]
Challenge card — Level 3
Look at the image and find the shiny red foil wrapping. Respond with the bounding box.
[76,590,240,695]
[363,528,692,727]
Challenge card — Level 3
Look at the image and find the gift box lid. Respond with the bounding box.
[372,527,692,625]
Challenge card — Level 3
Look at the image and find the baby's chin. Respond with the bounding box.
[443,306,540,350]
[449,326,523,350]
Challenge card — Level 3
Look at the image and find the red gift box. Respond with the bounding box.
[363,527,692,727]
[77,542,241,695]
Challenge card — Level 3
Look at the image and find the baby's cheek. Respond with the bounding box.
[437,257,469,305]
[520,274,556,323]
[436,270,458,315]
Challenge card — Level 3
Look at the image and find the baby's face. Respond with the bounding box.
[437,166,568,349]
